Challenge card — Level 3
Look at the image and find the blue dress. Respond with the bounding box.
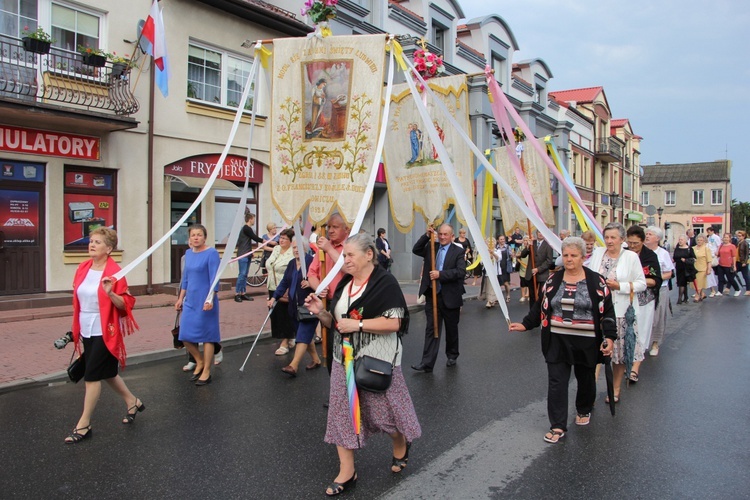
[179,247,221,343]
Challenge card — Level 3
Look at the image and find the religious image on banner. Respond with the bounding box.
[382,74,473,232]
[493,139,556,231]
[270,34,387,225]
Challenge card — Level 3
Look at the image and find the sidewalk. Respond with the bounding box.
[0,280,487,393]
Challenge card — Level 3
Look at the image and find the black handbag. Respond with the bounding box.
[353,335,399,393]
[297,304,317,322]
[171,312,184,349]
[67,351,85,383]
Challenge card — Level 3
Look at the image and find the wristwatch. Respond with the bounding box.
[358,320,364,333]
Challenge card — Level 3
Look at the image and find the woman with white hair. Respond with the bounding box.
[645,226,675,357]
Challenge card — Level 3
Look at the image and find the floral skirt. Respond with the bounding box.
[325,363,421,449]
[612,316,644,365]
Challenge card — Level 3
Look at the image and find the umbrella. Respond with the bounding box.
[342,338,361,443]
[623,302,637,385]
[601,341,616,417]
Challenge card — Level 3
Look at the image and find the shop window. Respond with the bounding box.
[187,42,255,111]
[214,187,256,246]
[63,166,116,248]
[0,0,38,38]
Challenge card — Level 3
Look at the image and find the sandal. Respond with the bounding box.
[629,371,639,383]
[314,336,322,344]
[275,346,289,356]
[604,395,620,404]
[122,398,145,424]
[391,441,411,473]
[64,424,92,444]
[575,413,591,426]
[325,471,357,496]
[543,429,565,444]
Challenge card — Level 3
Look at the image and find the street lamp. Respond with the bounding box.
[610,191,620,223]
[657,206,664,229]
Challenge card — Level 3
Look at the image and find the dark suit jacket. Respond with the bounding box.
[413,234,466,309]
[519,240,554,282]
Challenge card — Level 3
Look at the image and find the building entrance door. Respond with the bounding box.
[170,199,200,283]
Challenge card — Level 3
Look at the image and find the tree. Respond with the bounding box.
[730,199,750,233]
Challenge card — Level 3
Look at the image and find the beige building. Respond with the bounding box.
[641,161,732,246]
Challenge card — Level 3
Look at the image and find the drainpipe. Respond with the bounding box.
[146,57,155,294]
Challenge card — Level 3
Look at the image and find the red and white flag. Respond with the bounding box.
[142,0,166,71]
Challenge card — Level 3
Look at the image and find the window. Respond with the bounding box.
[491,55,505,87]
[641,191,649,206]
[51,3,101,53]
[432,23,446,55]
[0,0,37,38]
[692,189,704,205]
[711,189,724,205]
[63,166,117,248]
[665,190,675,206]
[188,43,254,111]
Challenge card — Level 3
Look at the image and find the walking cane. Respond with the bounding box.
[239,304,275,372]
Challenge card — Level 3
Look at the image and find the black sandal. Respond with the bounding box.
[391,441,411,473]
[64,425,92,444]
[629,371,639,383]
[325,472,357,496]
[122,398,145,424]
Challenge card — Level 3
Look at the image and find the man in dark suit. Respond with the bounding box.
[518,230,555,309]
[412,223,466,372]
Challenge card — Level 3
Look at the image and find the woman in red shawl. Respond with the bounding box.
[65,228,140,444]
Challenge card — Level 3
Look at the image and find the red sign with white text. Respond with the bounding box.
[692,216,723,224]
[164,154,264,183]
[0,125,100,160]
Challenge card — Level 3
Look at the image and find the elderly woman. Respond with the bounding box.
[305,233,421,496]
[586,222,646,402]
[265,228,296,355]
[268,237,321,376]
[673,234,696,304]
[692,233,713,301]
[175,224,220,386]
[66,228,141,443]
[510,237,616,443]
[716,232,740,296]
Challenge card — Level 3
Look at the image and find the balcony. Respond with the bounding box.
[0,35,139,121]
[595,137,622,163]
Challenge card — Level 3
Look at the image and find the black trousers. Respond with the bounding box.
[547,361,596,432]
[527,280,543,311]
[420,290,460,369]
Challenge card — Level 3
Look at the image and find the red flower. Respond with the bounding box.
[349,309,362,320]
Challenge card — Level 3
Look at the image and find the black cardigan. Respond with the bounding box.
[521,266,617,358]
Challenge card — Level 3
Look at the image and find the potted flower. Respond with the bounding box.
[78,45,107,67]
[22,26,55,54]
[301,0,338,25]
[108,52,133,77]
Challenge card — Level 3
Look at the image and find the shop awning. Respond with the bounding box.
[626,211,643,221]
[166,174,241,191]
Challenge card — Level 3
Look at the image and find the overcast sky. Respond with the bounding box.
[459,0,749,202]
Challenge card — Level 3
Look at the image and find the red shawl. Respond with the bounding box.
[72,257,138,368]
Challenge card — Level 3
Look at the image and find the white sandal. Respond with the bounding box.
[275,346,289,355]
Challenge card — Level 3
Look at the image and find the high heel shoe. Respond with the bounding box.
[122,399,145,424]
[64,424,92,444]
[391,441,411,473]
[325,471,357,496]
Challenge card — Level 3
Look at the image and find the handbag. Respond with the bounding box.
[297,303,317,322]
[171,311,184,349]
[354,335,399,393]
[67,350,85,383]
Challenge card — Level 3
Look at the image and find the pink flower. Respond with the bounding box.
[416,62,427,72]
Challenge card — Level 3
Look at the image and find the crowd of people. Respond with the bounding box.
[62,216,750,493]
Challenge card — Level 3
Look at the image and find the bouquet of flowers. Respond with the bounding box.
[413,47,444,80]
[301,0,338,24]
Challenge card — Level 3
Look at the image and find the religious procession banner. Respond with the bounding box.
[269,34,387,225]
[381,74,473,232]
[493,140,555,231]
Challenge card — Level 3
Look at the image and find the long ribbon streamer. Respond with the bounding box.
[228,223,289,264]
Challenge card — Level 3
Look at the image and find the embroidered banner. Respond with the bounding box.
[270,34,387,225]
[493,140,555,231]
[381,74,473,232]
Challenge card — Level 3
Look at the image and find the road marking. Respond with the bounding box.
[380,399,549,499]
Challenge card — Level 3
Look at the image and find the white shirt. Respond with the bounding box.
[654,246,675,288]
[77,269,103,338]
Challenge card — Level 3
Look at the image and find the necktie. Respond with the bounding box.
[436,245,446,271]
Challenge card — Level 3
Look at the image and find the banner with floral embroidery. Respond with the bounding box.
[381,74,473,232]
[270,34,387,225]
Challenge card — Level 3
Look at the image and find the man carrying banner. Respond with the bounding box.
[518,230,555,310]
[308,213,350,374]
[412,224,466,372]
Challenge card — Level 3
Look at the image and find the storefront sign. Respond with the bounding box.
[165,154,263,183]
[0,125,100,160]
[692,216,723,224]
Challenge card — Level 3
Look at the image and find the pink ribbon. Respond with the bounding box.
[228,223,289,263]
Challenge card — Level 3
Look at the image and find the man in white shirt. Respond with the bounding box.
[706,226,722,296]
[646,226,675,356]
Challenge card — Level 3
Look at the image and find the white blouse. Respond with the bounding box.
[77,269,103,338]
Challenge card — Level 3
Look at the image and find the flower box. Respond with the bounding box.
[22,37,51,55]
[110,63,128,78]
[81,53,106,67]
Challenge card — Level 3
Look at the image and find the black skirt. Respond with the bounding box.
[82,336,119,381]
[269,291,295,339]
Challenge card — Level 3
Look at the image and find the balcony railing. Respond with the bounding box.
[595,137,622,163]
[0,34,138,115]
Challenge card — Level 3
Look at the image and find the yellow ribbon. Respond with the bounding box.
[321,26,332,37]
[256,45,272,70]
[388,39,407,71]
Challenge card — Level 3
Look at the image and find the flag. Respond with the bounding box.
[142,0,170,96]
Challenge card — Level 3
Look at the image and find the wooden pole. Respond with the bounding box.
[430,229,439,338]
[317,225,329,368]
[528,219,538,300]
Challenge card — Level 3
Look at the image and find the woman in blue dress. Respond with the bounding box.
[175,224,220,386]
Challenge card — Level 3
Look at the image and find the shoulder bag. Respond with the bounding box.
[354,335,398,393]
[67,349,85,383]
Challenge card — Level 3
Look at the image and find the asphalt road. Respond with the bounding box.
[2,290,749,499]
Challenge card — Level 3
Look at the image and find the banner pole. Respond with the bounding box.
[430,228,439,338]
